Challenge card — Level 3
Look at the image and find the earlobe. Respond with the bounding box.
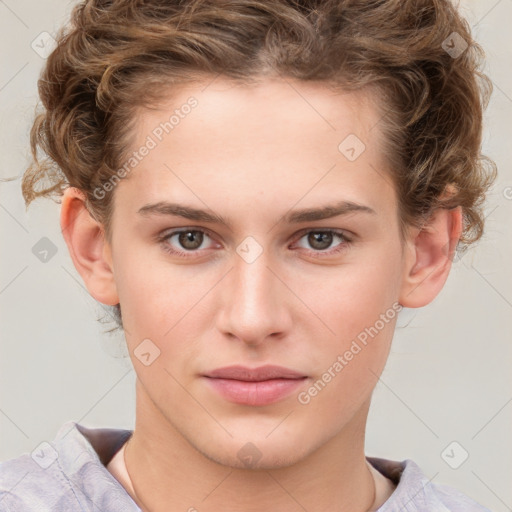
[60,187,119,306]
[399,206,462,308]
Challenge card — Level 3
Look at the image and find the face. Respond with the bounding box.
[106,76,407,468]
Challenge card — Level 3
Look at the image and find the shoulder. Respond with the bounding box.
[367,456,492,512]
[0,449,79,511]
[0,421,137,512]
[432,481,493,511]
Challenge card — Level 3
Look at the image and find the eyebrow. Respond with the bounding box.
[137,200,376,227]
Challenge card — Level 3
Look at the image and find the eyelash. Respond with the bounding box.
[157,227,353,259]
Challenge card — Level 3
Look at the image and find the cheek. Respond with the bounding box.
[299,287,398,422]
[301,245,402,386]
[113,249,218,365]
[311,250,402,339]
[113,246,196,327]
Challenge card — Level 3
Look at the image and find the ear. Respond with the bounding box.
[399,206,463,308]
[60,187,119,306]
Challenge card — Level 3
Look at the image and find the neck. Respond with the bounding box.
[124,379,378,512]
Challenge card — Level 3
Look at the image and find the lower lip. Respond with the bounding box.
[204,377,307,406]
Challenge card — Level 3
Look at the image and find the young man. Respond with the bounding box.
[0,0,496,510]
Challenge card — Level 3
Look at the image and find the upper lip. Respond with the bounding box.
[204,365,306,382]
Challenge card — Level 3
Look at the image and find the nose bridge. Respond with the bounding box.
[220,236,289,343]
[234,250,273,306]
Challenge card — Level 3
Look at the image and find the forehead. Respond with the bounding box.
[112,76,395,224]
[135,76,383,152]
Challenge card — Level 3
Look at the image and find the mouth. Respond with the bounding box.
[202,365,308,406]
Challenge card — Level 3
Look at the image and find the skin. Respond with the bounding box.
[60,76,462,512]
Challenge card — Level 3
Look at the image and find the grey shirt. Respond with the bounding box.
[0,421,491,511]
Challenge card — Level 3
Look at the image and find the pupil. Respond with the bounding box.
[310,232,332,250]
[180,231,202,249]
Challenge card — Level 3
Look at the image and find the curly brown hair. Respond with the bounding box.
[20,0,497,331]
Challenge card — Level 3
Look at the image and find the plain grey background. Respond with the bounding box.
[0,0,511,510]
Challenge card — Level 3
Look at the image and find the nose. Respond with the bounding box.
[216,244,292,347]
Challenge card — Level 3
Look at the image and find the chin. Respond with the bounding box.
[193,431,316,470]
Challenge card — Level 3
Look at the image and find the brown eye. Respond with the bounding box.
[293,229,352,257]
[159,228,216,258]
[177,230,204,250]
[307,231,334,251]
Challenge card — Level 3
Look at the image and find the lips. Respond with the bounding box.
[205,365,306,381]
[203,365,308,406]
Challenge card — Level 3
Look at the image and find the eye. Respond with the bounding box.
[158,228,217,258]
[292,229,352,257]
[157,227,352,260]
